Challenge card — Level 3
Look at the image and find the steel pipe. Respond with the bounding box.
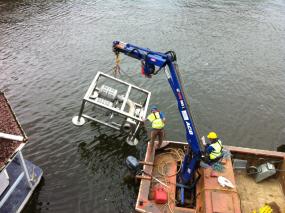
[0,132,24,142]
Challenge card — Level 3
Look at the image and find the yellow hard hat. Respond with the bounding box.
[207,132,218,139]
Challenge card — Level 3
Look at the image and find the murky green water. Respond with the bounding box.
[1,0,285,212]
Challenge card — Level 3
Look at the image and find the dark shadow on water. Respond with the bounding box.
[277,144,285,153]
[75,124,148,211]
[77,124,149,172]
[22,177,46,213]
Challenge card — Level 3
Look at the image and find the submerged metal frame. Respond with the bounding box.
[73,72,151,144]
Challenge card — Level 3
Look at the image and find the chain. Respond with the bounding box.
[113,53,121,77]
[108,53,154,90]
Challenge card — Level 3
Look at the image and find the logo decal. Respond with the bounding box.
[180,100,185,108]
[186,121,194,135]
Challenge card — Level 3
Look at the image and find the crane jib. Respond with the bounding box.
[112,41,202,184]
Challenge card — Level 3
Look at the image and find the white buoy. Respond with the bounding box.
[126,136,139,146]
[72,116,86,126]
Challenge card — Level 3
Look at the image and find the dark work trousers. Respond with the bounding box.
[150,128,164,149]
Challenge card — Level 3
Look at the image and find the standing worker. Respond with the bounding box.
[146,105,166,151]
[201,131,223,164]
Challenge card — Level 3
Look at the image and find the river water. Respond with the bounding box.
[1,0,285,212]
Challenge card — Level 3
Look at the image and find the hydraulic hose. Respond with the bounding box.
[174,62,202,150]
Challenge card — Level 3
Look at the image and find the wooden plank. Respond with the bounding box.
[226,145,285,158]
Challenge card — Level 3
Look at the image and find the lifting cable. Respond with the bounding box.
[113,52,121,77]
[106,53,148,89]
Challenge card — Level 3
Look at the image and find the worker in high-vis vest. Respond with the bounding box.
[202,131,223,163]
[146,105,166,151]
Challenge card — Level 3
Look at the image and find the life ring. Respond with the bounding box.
[218,176,235,188]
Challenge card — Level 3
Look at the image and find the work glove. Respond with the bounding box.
[201,136,206,146]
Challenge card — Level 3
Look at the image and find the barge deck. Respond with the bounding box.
[135,141,285,213]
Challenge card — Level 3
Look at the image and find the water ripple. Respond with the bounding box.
[1,0,285,212]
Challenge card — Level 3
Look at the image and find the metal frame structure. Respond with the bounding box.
[72,72,151,145]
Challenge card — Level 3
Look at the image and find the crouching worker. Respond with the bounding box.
[201,131,223,164]
[146,105,166,152]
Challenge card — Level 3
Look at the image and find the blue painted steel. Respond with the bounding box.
[180,186,185,205]
[113,41,202,184]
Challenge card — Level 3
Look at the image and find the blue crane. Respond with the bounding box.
[112,41,202,184]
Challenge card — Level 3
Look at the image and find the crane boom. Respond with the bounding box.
[113,41,202,183]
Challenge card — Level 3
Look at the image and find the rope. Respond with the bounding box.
[105,52,152,91]
[157,148,185,177]
[105,53,143,85]
[147,148,185,213]
[212,162,225,172]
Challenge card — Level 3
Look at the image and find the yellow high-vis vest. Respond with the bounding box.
[209,140,223,160]
[147,112,165,129]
